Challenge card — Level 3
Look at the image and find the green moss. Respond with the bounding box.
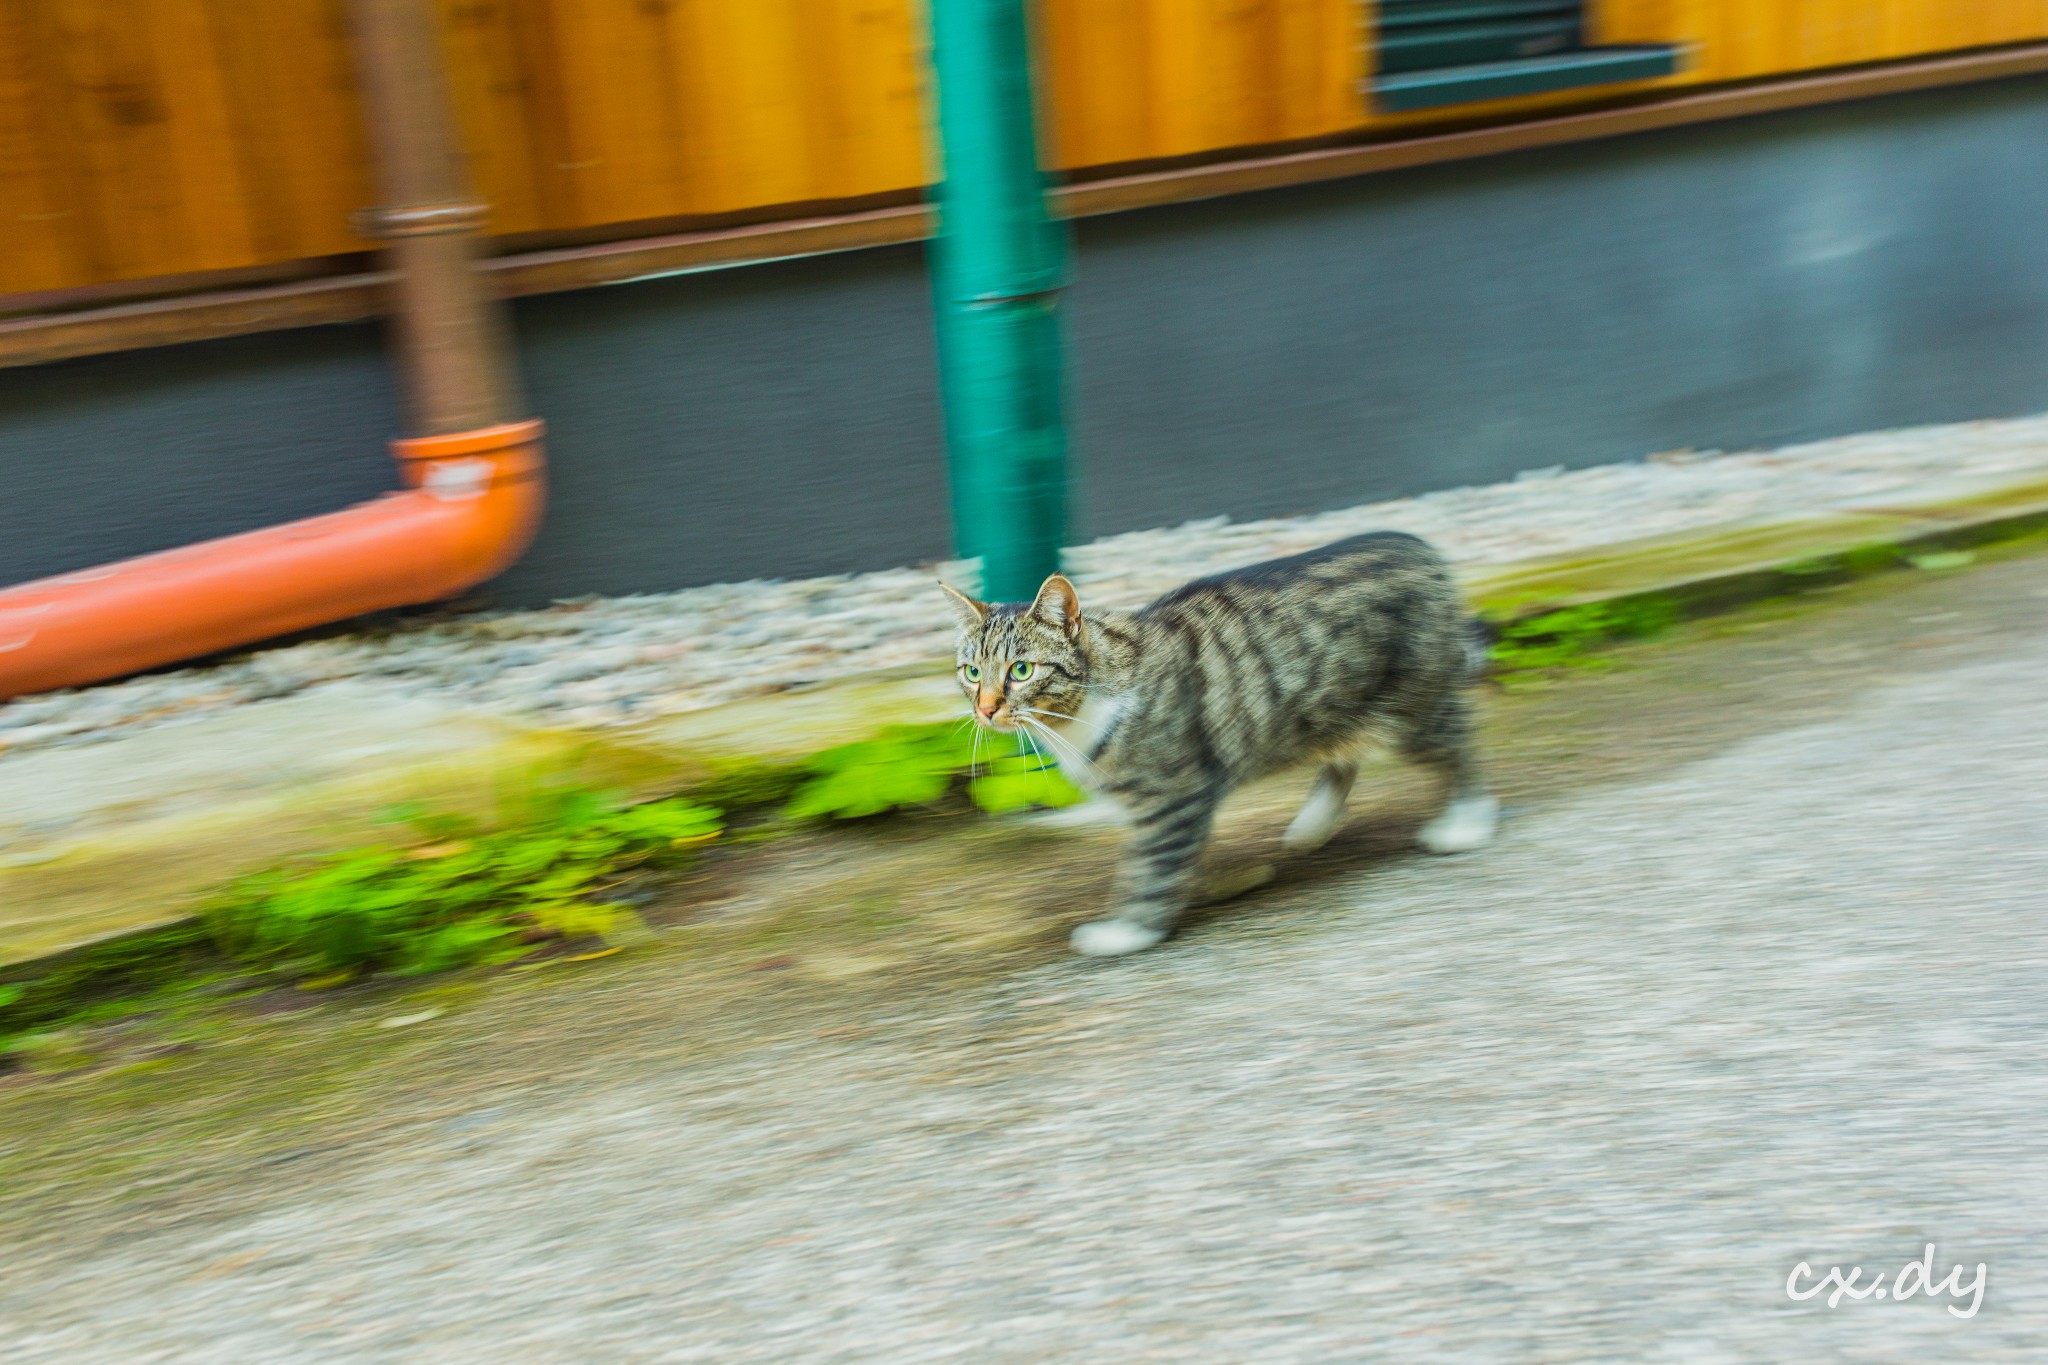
[1478,517,2037,682]
[0,923,217,1051]
[1842,542,1908,575]
[1908,550,1976,572]
[1485,593,1680,675]
[14,1029,99,1076]
[685,757,812,815]
[1779,541,1906,580]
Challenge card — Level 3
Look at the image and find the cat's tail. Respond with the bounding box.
[1461,617,1497,682]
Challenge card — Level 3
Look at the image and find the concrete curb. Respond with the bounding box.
[1463,472,2048,621]
[5,471,2047,967]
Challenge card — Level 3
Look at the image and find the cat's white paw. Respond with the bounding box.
[1070,919,1169,957]
[1415,794,1498,854]
[1281,788,1347,851]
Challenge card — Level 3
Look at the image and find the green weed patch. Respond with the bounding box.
[780,722,1083,822]
[0,791,721,1066]
[2,717,1094,1066]
[200,789,722,979]
[1486,594,1679,676]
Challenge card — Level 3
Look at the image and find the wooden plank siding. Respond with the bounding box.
[1039,0,1362,167]
[1596,1,2048,81]
[5,1,2048,299]
[0,0,372,293]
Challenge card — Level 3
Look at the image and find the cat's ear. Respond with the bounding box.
[1030,573,1085,641]
[939,581,988,633]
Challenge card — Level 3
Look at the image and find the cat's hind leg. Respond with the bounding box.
[1281,757,1358,851]
[1403,693,1497,854]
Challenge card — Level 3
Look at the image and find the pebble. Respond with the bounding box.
[2,414,2045,759]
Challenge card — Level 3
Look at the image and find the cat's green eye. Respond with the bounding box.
[962,664,982,683]
[1008,661,1035,682]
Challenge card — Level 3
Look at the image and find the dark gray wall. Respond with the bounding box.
[0,327,400,589]
[6,75,2048,605]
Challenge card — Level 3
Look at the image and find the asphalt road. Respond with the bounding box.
[5,552,2047,1361]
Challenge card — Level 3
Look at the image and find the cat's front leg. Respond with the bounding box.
[1070,785,1220,957]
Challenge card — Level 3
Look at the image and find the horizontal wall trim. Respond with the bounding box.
[6,41,2048,371]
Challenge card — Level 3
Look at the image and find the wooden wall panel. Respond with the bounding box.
[0,0,371,295]
[690,1,819,213]
[0,2,93,292]
[1593,1,2048,84]
[435,0,553,234]
[431,0,925,234]
[1040,0,1155,167]
[1040,0,1362,168]
[530,2,698,225]
[810,0,928,198]
[6,1,2048,297]
[37,0,258,282]
[200,0,371,263]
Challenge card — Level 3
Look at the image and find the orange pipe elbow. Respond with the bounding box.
[0,419,545,702]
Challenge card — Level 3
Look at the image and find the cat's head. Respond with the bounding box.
[940,574,1089,730]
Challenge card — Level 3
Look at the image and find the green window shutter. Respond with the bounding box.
[1376,1,1583,77]
[1371,1,1681,112]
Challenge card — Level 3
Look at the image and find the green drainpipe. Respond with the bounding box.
[924,0,1071,604]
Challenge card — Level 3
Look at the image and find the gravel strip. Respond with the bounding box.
[4,414,2046,757]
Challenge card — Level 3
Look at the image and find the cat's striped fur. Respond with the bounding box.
[942,531,1495,957]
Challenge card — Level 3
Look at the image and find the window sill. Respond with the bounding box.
[1371,45,1683,113]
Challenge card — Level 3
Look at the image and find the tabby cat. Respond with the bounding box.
[942,531,1496,957]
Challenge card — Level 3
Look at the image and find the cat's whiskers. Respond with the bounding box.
[1016,704,1105,739]
[1015,720,1051,777]
[1016,714,1106,788]
[1015,707,1114,776]
[951,714,979,765]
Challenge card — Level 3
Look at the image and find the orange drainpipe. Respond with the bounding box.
[0,0,540,704]
[0,422,543,700]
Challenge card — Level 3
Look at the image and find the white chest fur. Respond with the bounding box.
[1047,689,1131,796]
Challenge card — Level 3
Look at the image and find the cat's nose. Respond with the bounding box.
[976,691,1001,718]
